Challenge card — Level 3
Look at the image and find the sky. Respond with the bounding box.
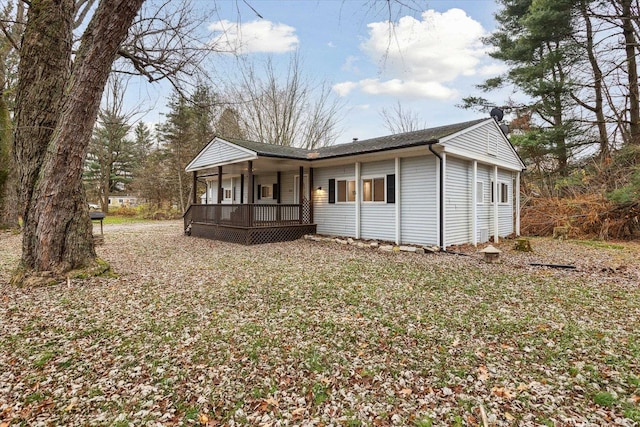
[129,0,506,143]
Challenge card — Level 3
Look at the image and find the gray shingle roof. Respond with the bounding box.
[222,119,488,160]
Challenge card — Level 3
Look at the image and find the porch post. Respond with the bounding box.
[277,171,282,204]
[472,161,478,246]
[394,157,400,245]
[493,165,499,244]
[217,166,223,203]
[240,174,245,204]
[309,167,314,223]
[276,171,282,222]
[248,160,254,227]
[216,165,223,224]
[515,171,521,236]
[248,161,254,203]
[298,166,304,223]
[355,161,361,239]
[192,172,197,205]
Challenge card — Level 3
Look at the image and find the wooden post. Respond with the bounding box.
[276,171,282,222]
[217,166,223,204]
[248,160,254,226]
[248,161,254,203]
[240,174,245,204]
[298,166,304,224]
[309,167,314,223]
[192,172,198,205]
[216,166,223,224]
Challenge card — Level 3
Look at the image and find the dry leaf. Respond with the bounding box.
[477,366,490,382]
[399,388,412,396]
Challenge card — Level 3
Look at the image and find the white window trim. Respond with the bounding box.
[361,175,386,203]
[476,180,485,205]
[223,188,232,201]
[335,177,356,204]
[499,181,510,205]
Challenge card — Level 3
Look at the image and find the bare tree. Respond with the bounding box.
[232,53,343,149]
[380,101,427,134]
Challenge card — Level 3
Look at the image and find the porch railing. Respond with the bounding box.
[184,203,311,229]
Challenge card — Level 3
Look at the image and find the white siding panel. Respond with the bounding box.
[314,165,356,237]
[475,165,492,242]
[400,156,438,246]
[445,157,472,246]
[443,121,522,170]
[498,169,515,237]
[360,160,396,242]
[189,139,254,170]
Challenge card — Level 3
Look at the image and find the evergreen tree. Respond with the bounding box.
[85,109,136,212]
[157,86,216,212]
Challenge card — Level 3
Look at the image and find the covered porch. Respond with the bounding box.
[183,138,317,245]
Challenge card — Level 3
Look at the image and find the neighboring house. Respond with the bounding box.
[184,118,526,247]
[108,195,140,208]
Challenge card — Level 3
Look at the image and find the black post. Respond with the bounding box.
[309,167,314,223]
[248,161,254,226]
[299,166,304,224]
[192,172,198,205]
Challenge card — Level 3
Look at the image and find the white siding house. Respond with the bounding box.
[184,118,526,247]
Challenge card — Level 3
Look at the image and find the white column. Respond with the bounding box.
[355,161,361,239]
[472,161,478,246]
[395,157,401,245]
[493,165,499,244]
[441,153,447,249]
[515,171,521,236]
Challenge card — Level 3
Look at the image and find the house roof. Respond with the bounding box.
[186,118,525,173]
[224,118,488,160]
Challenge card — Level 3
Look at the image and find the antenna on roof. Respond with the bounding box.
[490,107,504,122]
[352,138,358,142]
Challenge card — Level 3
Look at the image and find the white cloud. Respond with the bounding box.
[209,20,299,54]
[341,55,361,73]
[335,8,488,99]
[327,41,336,48]
[333,81,358,97]
[333,78,456,99]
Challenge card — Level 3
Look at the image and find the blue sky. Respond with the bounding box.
[132,0,505,142]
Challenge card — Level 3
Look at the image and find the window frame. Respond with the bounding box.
[361,176,386,203]
[499,181,510,204]
[336,178,356,203]
[261,185,272,199]
[476,181,484,204]
[223,188,232,201]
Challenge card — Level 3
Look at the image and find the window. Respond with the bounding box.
[476,181,484,204]
[336,179,355,202]
[261,185,272,198]
[224,189,232,200]
[491,181,495,203]
[362,177,385,202]
[500,182,509,204]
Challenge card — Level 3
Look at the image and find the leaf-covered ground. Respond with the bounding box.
[1,221,639,426]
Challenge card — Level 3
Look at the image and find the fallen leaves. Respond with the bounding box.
[1,222,639,425]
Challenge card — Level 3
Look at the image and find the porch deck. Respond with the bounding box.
[183,203,316,245]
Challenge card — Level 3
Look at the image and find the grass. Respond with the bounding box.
[100,215,151,225]
[1,222,639,425]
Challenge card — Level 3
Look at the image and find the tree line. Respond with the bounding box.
[464,0,640,203]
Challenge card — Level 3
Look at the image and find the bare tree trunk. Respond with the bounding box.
[14,0,144,275]
[622,0,640,144]
[580,0,610,158]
